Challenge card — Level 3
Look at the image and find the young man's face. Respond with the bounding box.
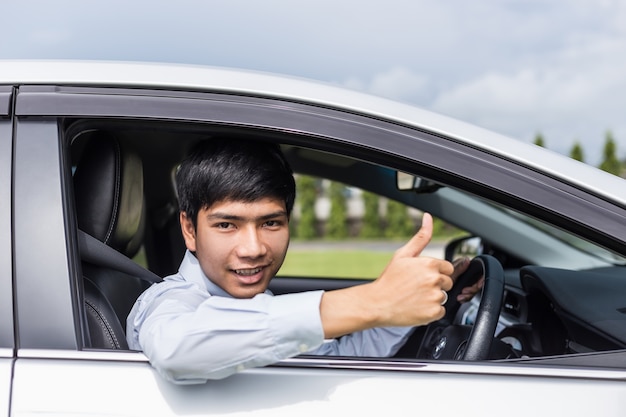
[180,197,290,298]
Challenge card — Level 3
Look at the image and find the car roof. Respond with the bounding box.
[1,59,624,207]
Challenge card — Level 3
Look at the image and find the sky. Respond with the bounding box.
[2,0,626,166]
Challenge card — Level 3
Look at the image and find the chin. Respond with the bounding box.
[231,285,267,299]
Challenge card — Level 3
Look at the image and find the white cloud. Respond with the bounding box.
[343,67,430,103]
[428,30,626,165]
[3,0,626,165]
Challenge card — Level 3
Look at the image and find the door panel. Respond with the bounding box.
[10,353,626,416]
[0,357,11,417]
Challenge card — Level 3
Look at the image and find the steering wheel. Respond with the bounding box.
[417,254,505,360]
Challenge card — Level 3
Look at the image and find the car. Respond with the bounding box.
[2,60,626,416]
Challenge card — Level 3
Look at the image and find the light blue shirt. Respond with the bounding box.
[127,250,414,383]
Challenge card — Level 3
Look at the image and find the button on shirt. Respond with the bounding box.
[127,250,414,384]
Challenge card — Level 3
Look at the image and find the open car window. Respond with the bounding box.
[280,174,465,280]
[63,108,626,369]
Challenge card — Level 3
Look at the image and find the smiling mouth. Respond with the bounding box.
[231,266,267,286]
[234,267,263,276]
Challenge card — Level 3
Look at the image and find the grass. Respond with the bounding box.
[134,235,452,280]
[279,249,394,279]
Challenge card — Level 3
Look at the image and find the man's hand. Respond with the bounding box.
[319,213,456,339]
[457,275,483,303]
[367,213,455,327]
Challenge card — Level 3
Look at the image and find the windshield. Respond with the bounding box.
[502,207,626,265]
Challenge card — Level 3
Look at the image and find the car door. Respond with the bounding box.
[0,87,14,417]
[9,83,626,416]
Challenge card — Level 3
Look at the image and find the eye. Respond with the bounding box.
[263,219,284,228]
[215,222,234,229]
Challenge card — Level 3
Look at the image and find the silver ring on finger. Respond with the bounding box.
[441,290,448,305]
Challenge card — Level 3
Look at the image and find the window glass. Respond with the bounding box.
[281,174,466,279]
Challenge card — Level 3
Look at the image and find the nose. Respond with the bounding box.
[235,225,267,259]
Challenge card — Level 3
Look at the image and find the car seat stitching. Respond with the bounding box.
[85,299,121,349]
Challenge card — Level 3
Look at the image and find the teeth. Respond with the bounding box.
[235,267,262,276]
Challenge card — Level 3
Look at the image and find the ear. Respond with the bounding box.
[179,211,197,252]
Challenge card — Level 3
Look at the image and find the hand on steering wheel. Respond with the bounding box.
[418,254,505,361]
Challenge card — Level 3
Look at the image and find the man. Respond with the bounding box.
[127,138,471,383]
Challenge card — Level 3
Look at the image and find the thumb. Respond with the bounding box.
[394,212,433,258]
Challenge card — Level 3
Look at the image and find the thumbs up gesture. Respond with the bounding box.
[369,213,456,327]
[320,213,464,339]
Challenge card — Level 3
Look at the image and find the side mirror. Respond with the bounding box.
[444,235,483,262]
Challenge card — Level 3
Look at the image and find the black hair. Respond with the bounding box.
[176,138,296,227]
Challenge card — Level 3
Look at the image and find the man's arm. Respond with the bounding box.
[130,213,463,383]
[129,285,326,383]
[319,213,454,339]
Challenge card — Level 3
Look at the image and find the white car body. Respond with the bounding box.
[1,60,625,416]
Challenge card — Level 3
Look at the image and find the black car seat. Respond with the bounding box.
[73,131,161,349]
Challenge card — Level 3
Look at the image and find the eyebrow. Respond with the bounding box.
[206,210,288,222]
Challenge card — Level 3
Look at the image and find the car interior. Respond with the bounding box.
[72,130,162,349]
[67,120,626,368]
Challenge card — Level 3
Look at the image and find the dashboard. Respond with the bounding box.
[457,265,626,360]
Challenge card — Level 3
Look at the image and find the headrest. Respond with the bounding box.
[73,131,144,258]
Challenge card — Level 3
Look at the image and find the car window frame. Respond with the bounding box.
[15,85,626,254]
[11,84,626,360]
[13,118,84,350]
[0,88,14,417]
[0,86,15,352]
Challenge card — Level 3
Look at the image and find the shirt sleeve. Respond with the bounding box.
[309,326,415,357]
[127,281,325,383]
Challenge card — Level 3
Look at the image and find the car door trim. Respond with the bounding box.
[16,348,626,382]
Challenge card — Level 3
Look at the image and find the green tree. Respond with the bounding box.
[384,199,414,238]
[295,175,318,239]
[599,131,621,176]
[360,191,382,238]
[326,181,349,239]
[533,132,545,147]
[570,141,584,162]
